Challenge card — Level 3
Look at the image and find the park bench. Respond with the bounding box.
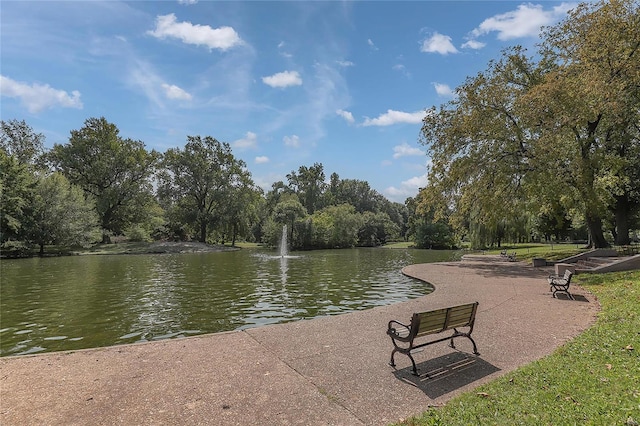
[548,269,574,300]
[387,302,480,376]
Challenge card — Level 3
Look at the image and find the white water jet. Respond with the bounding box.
[279,224,288,257]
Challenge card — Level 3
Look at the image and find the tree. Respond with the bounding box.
[286,163,326,214]
[272,195,307,247]
[536,0,640,246]
[420,1,639,248]
[0,119,44,165]
[421,46,542,244]
[23,173,99,255]
[0,150,36,244]
[49,117,159,242]
[158,135,253,243]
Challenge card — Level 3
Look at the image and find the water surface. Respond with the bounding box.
[0,248,460,356]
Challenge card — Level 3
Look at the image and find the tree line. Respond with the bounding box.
[2,117,438,256]
[417,0,639,249]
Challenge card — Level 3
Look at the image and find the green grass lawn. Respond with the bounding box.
[396,270,640,426]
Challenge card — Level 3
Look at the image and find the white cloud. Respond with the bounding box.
[0,75,83,113]
[161,83,192,100]
[420,32,458,55]
[283,134,300,147]
[178,0,198,4]
[472,3,575,40]
[336,109,355,124]
[393,143,425,159]
[384,173,428,201]
[367,39,378,50]
[461,39,486,49]
[255,156,269,164]
[262,70,302,88]
[433,82,454,97]
[232,131,258,149]
[362,109,425,126]
[336,60,354,67]
[147,13,243,51]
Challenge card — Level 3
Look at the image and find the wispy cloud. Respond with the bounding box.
[362,109,425,126]
[178,0,198,4]
[232,131,258,150]
[161,83,192,101]
[471,3,576,40]
[147,13,244,51]
[255,156,269,164]
[262,70,302,88]
[0,75,83,113]
[367,38,378,51]
[283,134,300,147]
[420,32,458,55]
[336,109,354,124]
[384,173,428,202]
[393,143,425,159]
[336,60,354,67]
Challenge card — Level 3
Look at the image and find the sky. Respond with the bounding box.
[0,1,578,203]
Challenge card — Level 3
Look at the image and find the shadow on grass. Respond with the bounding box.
[552,293,590,302]
[392,351,500,399]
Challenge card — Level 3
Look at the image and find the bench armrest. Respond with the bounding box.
[387,320,412,341]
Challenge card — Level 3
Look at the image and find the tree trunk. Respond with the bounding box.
[585,213,609,248]
[231,223,237,247]
[199,221,207,243]
[39,243,44,257]
[614,196,631,246]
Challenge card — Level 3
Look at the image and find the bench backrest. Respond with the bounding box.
[411,302,478,338]
[563,270,573,282]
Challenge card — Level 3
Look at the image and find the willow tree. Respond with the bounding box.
[420,0,639,248]
[530,0,640,246]
[420,47,544,248]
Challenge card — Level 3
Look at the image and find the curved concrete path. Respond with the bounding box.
[0,256,599,425]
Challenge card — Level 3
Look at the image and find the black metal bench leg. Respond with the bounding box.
[389,348,397,367]
[467,336,480,355]
[407,353,418,376]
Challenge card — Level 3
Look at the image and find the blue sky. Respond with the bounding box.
[1,1,576,203]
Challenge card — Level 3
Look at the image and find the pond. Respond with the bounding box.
[0,248,461,356]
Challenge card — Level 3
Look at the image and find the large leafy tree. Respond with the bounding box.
[420,0,639,248]
[49,117,159,242]
[0,150,36,244]
[420,47,542,247]
[0,120,43,246]
[23,173,99,255]
[158,135,253,243]
[533,0,640,245]
[286,163,326,214]
[1,119,45,165]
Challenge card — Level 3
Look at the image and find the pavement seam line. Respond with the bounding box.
[240,329,366,425]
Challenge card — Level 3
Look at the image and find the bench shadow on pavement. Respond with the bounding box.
[392,352,500,399]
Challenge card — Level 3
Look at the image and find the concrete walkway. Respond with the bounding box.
[0,256,599,425]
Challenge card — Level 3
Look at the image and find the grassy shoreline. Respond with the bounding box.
[396,270,640,426]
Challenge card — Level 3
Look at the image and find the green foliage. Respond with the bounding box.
[398,270,640,426]
[419,0,640,249]
[49,117,159,241]
[23,172,100,254]
[0,119,44,165]
[0,150,36,242]
[159,135,255,243]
